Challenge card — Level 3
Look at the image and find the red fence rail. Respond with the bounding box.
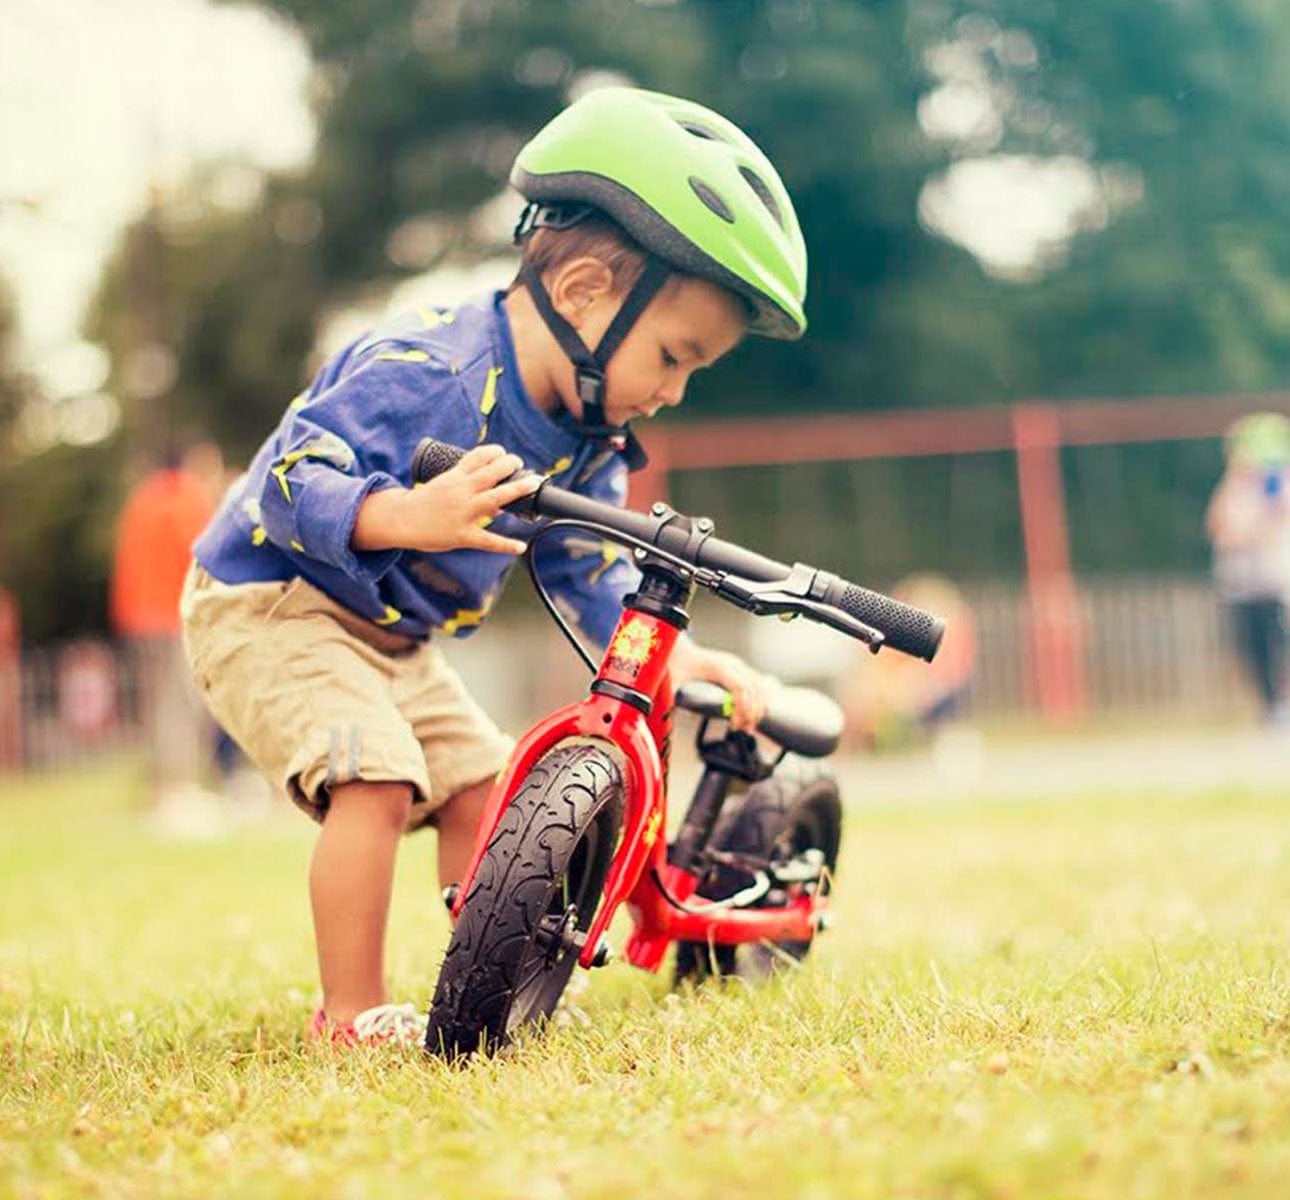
[632,393,1290,720]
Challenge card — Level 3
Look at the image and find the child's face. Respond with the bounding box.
[569,274,748,426]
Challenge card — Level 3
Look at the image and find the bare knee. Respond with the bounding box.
[326,780,413,834]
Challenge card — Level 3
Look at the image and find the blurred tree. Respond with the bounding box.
[908,0,1290,401]
[90,194,327,463]
[0,440,120,642]
[0,284,36,610]
[0,282,122,641]
[679,0,1010,415]
[0,285,29,459]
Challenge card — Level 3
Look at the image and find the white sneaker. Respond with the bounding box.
[311,1002,426,1047]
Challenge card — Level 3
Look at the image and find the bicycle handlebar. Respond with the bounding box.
[411,438,944,661]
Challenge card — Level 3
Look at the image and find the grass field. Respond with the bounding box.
[3,757,1290,1200]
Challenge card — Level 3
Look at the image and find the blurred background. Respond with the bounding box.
[4,0,1290,802]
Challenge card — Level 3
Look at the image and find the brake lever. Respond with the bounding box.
[698,567,887,649]
[704,562,816,610]
[799,597,886,651]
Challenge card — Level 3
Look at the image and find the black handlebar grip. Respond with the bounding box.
[834,581,945,662]
[412,437,468,484]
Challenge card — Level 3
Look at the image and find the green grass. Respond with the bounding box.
[3,759,1290,1199]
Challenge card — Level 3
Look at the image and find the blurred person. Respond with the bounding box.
[111,435,226,827]
[1206,413,1290,725]
[839,574,978,763]
[179,88,802,1045]
[0,586,20,771]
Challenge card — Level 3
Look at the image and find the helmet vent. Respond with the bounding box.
[678,120,730,143]
[688,176,735,224]
[739,166,785,230]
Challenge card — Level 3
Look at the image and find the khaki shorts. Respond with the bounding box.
[179,563,513,830]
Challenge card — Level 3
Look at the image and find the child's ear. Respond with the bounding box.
[548,257,618,329]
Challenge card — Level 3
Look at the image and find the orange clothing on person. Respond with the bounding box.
[110,469,215,637]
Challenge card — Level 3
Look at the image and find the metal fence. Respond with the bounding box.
[12,640,144,769]
[0,576,1253,773]
[972,581,1236,716]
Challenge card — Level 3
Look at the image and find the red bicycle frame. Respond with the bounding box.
[449,599,828,973]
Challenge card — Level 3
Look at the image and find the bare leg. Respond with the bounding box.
[309,780,412,1024]
[435,775,494,891]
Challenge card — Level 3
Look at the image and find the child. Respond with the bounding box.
[1206,413,1290,724]
[180,87,809,1044]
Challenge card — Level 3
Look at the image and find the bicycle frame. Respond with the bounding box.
[448,562,829,974]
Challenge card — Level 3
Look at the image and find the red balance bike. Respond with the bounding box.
[412,439,944,1057]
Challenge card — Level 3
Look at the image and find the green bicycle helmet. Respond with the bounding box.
[1227,412,1290,468]
[509,87,807,464]
[513,87,807,340]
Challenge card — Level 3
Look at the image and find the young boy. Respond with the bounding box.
[180,87,809,1044]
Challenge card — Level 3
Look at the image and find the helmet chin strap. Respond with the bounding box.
[516,223,669,472]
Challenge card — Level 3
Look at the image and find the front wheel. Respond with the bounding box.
[674,770,842,985]
[427,742,623,1058]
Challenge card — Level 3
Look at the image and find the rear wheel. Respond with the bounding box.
[674,770,842,984]
[427,742,623,1058]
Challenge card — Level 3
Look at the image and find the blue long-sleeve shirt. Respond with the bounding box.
[194,290,640,647]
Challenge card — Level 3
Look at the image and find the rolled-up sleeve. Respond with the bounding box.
[259,449,402,581]
[255,347,467,583]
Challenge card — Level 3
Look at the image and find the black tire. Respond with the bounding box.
[426,742,623,1058]
[674,770,842,985]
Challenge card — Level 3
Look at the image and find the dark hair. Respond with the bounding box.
[509,210,755,322]
[510,212,652,294]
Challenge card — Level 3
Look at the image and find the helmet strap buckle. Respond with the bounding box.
[569,366,647,468]
[575,365,606,412]
[513,201,595,245]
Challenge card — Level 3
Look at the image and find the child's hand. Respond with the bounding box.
[670,636,770,733]
[353,444,541,555]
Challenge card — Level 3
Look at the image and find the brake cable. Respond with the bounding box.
[649,865,773,914]
[521,516,724,675]
[522,510,886,676]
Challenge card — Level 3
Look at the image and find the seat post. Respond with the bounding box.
[667,763,735,875]
[667,726,767,875]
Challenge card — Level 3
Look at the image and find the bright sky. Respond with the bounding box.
[0,0,314,377]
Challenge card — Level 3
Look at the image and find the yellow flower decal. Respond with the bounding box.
[642,807,663,849]
[611,618,659,667]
